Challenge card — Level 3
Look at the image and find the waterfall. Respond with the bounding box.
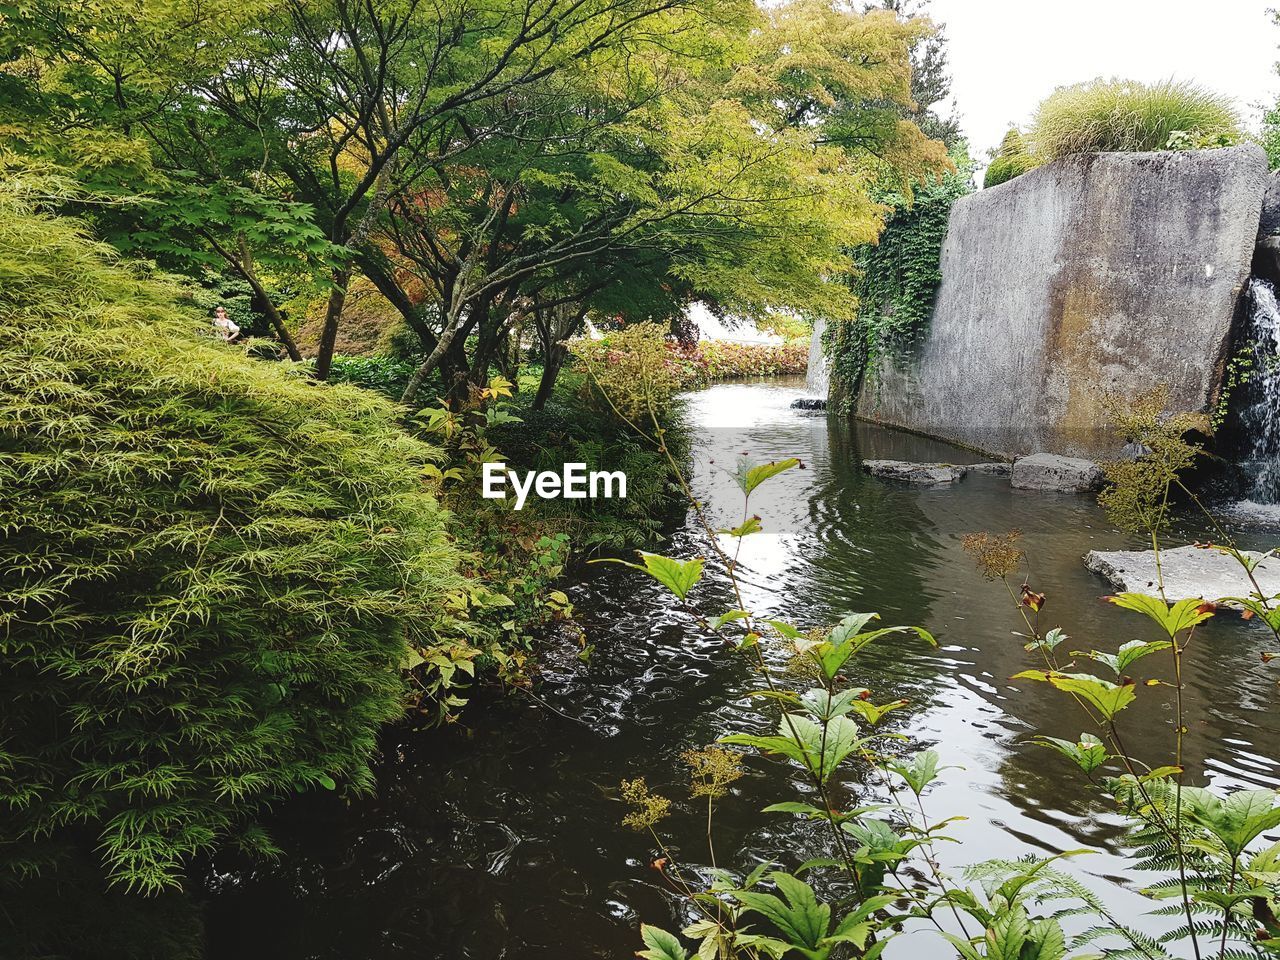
[689,303,780,344]
[1236,277,1280,505]
[805,316,829,396]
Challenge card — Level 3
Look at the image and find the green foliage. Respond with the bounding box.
[574,324,685,424]
[1028,78,1241,162]
[827,144,973,406]
[0,192,459,913]
[983,128,1040,188]
[667,340,811,386]
[328,354,419,399]
[612,398,1280,959]
[1097,387,1207,535]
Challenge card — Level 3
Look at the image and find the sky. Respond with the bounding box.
[928,0,1280,161]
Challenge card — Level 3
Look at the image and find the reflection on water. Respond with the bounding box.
[203,378,1280,959]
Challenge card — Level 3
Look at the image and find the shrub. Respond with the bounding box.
[666,340,809,387]
[572,323,684,423]
[328,353,418,398]
[0,192,459,924]
[983,128,1039,188]
[1028,77,1240,161]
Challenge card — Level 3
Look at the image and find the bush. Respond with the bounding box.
[666,340,810,387]
[328,353,418,398]
[572,323,684,423]
[1028,77,1240,161]
[983,128,1039,188]
[0,193,458,927]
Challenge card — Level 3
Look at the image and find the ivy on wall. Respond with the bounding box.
[826,147,973,411]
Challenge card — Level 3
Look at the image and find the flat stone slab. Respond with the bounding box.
[1011,453,1103,493]
[863,460,965,484]
[967,462,1013,477]
[1084,544,1280,602]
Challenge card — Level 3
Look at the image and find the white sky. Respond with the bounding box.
[929,0,1280,160]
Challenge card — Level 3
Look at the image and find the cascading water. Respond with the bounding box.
[805,316,829,397]
[1233,277,1280,508]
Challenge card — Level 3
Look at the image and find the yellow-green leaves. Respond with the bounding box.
[1104,593,1215,637]
[1033,733,1109,774]
[722,713,862,785]
[598,552,704,600]
[1013,671,1137,721]
[734,457,801,497]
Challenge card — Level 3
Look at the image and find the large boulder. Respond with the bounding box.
[1085,544,1280,602]
[1011,453,1103,492]
[859,145,1270,458]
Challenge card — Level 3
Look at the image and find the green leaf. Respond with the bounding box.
[638,924,689,960]
[734,871,829,951]
[1072,639,1171,677]
[734,458,801,497]
[596,552,704,600]
[1024,626,1069,653]
[709,609,751,630]
[889,749,944,795]
[764,619,804,640]
[1105,594,1214,637]
[987,905,1031,960]
[1032,733,1108,773]
[1181,787,1280,857]
[1012,671,1137,720]
[720,516,763,537]
[724,714,861,784]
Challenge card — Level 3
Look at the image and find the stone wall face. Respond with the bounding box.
[856,145,1270,458]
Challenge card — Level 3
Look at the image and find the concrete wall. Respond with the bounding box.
[856,145,1270,458]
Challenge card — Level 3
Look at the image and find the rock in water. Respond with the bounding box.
[1085,544,1280,602]
[966,462,1013,477]
[1011,453,1103,492]
[791,398,827,410]
[862,460,965,484]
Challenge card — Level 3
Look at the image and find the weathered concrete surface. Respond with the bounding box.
[1011,453,1103,492]
[862,460,964,484]
[1085,544,1280,602]
[859,145,1270,458]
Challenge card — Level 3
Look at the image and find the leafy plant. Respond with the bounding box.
[0,187,462,945]
[827,143,973,406]
[984,128,1040,188]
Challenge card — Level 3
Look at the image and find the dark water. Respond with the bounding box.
[203,378,1280,959]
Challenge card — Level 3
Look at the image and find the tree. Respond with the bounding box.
[867,0,962,147]
[0,184,459,944]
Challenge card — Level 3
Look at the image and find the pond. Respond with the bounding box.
[202,377,1280,959]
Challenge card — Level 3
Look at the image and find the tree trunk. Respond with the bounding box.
[532,342,566,411]
[400,318,461,407]
[313,267,352,381]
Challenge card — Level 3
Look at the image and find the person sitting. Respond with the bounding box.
[212,305,241,342]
